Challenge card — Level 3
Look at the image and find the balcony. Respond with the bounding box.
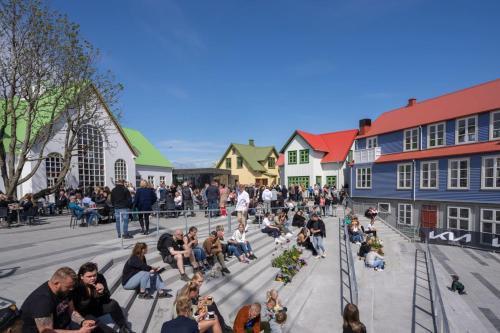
[353,147,381,164]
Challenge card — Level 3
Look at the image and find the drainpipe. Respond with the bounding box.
[349,163,353,198]
[419,125,423,150]
[413,159,416,202]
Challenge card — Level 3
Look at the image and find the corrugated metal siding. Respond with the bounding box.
[379,131,403,154]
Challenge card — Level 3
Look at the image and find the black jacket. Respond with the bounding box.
[111,184,132,209]
[73,273,111,317]
[205,185,219,201]
[122,255,151,286]
[307,218,326,237]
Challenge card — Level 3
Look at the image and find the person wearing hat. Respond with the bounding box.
[0,303,22,333]
[306,213,326,258]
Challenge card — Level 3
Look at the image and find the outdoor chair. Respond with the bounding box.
[69,209,84,228]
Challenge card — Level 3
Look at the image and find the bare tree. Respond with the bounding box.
[0,0,122,198]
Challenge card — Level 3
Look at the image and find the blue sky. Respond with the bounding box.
[52,0,500,167]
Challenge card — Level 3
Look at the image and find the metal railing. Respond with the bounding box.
[426,242,451,333]
[353,146,382,164]
[340,217,359,307]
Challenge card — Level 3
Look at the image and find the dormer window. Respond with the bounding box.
[456,116,477,144]
[366,137,378,149]
[404,128,419,151]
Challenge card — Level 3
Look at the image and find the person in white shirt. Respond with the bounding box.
[235,185,250,226]
[231,223,257,260]
[262,186,272,213]
[364,220,377,238]
[261,213,284,244]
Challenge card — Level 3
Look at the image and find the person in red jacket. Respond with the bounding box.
[233,303,270,333]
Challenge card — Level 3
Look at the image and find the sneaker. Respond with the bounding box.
[279,236,286,242]
[250,254,257,260]
[285,232,293,239]
[123,234,133,239]
[321,253,326,258]
[138,292,153,299]
[180,273,190,282]
[378,268,384,272]
[274,239,280,244]
[314,255,320,259]
[158,291,173,298]
[355,242,361,245]
[222,267,231,274]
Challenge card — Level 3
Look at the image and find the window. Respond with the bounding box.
[237,157,243,168]
[78,125,105,191]
[114,159,127,183]
[448,158,469,189]
[456,116,477,144]
[427,122,445,148]
[148,175,155,186]
[378,203,391,213]
[299,149,309,164]
[268,157,276,169]
[160,176,165,185]
[326,176,337,187]
[288,151,297,164]
[225,158,232,169]
[398,204,412,225]
[136,175,141,187]
[420,161,439,189]
[287,176,310,187]
[45,153,64,188]
[404,128,419,151]
[482,155,500,189]
[356,167,372,189]
[491,111,500,140]
[481,208,500,244]
[447,207,470,231]
[316,176,322,186]
[367,137,378,149]
[347,150,353,162]
[397,163,412,189]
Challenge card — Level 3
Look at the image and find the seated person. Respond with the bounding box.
[0,303,22,333]
[349,220,363,244]
[364,220,377,238]
[158,230,200,281]
[55,190,69,214]
[184,226,210,270]
[21,267,96,333]
[121,242,172,299]
[73,262,131,333]
[291,210,306,228]
[174,283,222,333]
[19,194,34,221]
[296,227,317,256]
[68,196,100,226]
[357,240,371,259]
[161,296,199,333]
[262,298,287,333]
[233,303,269,333]
[227,237,250,264]
[365,248,385,271]
[450,275,466,295]
[231,223,257,261]
[343,303,367,333]
[203,228,231,275]
[276,213,292,238]
[260,213,281,242]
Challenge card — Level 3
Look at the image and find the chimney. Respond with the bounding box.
[249,139,255,146]
[407,98,417,107]
[358,119,372,136]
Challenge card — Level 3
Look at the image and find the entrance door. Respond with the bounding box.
[421,205,438,228]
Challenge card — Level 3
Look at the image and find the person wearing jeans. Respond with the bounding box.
[307,213,326,258]
[365,249,385,271]
[111,179,133,239]
[114,208,130,238]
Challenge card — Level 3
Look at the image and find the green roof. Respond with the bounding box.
[218,143,277,172]
[123,128,172,168]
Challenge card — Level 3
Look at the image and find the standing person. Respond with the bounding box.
[342,303,367,333]
[307,213,326,258]
[73,262,131,333]
[262,187,272,214]
[182,182,195,217]
[134,180,157,235]
[235,185,250,226]
[20,267,96,333]
[205,181,219,217]
[111,179,133,239]
[219,184,229,217]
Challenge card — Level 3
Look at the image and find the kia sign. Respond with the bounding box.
[421,228,500,251]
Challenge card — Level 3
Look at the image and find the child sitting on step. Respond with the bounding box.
[451,275,466,295]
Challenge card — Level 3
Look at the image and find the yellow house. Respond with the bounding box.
[216,139,280,186]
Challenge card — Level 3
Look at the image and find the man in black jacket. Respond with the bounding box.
[307,213,327,258]
[205,181,220,217]
[111,180,133,239]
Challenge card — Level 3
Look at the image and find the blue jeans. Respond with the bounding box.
[114,208,129,237]
[123,271,166,292]
[208,199,218,216]
[193,246,207,262]
[228,244,241,257]
[238,242,252,255]
[85,210,100,225]
[312,235,326,254]
[351,233,363,243]
[372,258,385,269]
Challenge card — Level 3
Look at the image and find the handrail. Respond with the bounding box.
[342,218,359,306]
[426,242,451,333]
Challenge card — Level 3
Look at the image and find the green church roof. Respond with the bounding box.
[123,128,172,168]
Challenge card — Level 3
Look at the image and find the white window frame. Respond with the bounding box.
[480,208,500,243]
[378,203,391,213]
[397,163,413,189]
[398,203,413,225]
[403,128,419,151]
[114,159,127,183]
[420,160,439,189]
[490,110,500,141]
[447,206,471,231]
[356,167,372,189]
[448,158,469,190]
[427,122,446,148]
[481,155,500,189]
[159,176,166,185]
[366,136,378,149]
[147,175,155,186]
[455,115,478,144]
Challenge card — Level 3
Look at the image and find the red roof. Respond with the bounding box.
[277,153,284,167]
[358,78,500,138]
[376,141,500,163]
[282,129,358,163]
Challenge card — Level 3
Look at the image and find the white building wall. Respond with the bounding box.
[136,166,173,187]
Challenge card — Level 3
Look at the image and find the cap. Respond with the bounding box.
[0,304,21,331]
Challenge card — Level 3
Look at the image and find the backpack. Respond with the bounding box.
[157,232,173,253]
[182,187,192,200]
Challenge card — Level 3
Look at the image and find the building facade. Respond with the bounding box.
[351,79,500,241]
[216,140,279,186]
[280,129,358,188]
